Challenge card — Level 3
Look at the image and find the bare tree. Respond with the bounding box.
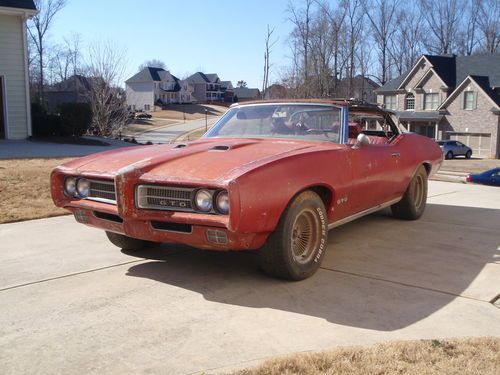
[138,59,167,71]
[262,25,277,99]
[86,41,128,137]
[420,0,462,54]
[389,4,424,76]
[237,80,247,88]
[477,0,500,53]
[343,0,365,97]
[456,0,481,55]
[28,0,67,102]
[287,0,314,97]
[362,0,400,84]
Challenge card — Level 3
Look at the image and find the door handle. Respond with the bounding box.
[391,152,400,157]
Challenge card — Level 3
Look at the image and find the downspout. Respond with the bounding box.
[22,12,33,137]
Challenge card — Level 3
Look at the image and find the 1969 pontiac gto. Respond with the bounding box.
[51,100,442,280]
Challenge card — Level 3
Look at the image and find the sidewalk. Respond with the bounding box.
[0,137,138,159]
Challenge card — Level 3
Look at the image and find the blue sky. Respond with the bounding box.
[49,0,296,88]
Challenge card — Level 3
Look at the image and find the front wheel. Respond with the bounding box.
[465,150,472,159]
[259,191,328,280]
[391,165,428,220]
[106,231,157,251]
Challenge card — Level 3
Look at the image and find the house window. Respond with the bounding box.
[384,95,396,110]
[405,93,415,110]
[424,93,439,110]
[464,91,477,110]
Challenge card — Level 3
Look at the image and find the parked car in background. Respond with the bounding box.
[51,100,442,280]
[437,140,472,159]
[466,168,500,186]
[135,112,152,119]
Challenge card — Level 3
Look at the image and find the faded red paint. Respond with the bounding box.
[50,102,443,251]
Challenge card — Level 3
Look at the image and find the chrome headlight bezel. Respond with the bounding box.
[194,189,213,212]
[215,190,229,214]
[64,177,77,197]
[76,178,90,198]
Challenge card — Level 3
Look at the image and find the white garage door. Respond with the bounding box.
[450,133,491,157]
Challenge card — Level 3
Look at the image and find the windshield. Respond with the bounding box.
[437,141,445,145]
[205,104,342,143]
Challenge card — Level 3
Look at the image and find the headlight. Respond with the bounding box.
[194,189,213,212]
[215,191,229,214]
[64,177,77,196]
[76,178,90,198]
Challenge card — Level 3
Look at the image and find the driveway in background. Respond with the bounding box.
[0,180,499,374]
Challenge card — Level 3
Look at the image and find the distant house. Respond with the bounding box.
[334,75,379,103]
[220,80,234,103]
[376,54,500,158]
[184,72,224,102]
[46,75,92,112]
[125,67,193,112]
[264,84,287,100]
[0,0,37,139]
[233,87,261,102]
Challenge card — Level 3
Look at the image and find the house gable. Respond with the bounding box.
[439,76,500,110]
[397,56,433,90]
[413,68,448,91]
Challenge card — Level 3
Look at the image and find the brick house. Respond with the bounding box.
[376,54,500,158]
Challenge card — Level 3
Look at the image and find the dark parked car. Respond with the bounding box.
[437,140,472,159]
[135,112,152,119]
[466,168,500,186]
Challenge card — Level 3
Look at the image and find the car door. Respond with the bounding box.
[348,141,402,214]
[456,141,467,156]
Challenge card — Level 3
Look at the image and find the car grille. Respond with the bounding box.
[136,185,194,212]
[87,179,116,204]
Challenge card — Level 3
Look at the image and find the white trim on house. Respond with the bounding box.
[0,6,37,17]
[438,75,500,110]
[21,15,32,136]
[1,75,10,139]
[412,67,448,89]
[397,55,433,90]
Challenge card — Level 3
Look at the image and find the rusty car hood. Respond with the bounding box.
[67,138,342,184]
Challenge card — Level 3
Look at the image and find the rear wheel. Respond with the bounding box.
[391,165,428,220]
[465,150,472,159]
[445,151,453,160]
[259,191,328,280]
[105,231,156,251]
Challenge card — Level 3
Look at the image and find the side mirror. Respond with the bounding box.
[355,133,370,148]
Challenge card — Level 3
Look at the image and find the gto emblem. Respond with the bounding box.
[158,199,186,208]
[336,196,348,205]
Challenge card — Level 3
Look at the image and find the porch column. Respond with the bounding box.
[434,122,439,140]
[407,122,411,132]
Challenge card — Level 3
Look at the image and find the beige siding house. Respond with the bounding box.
[0,0,37,139]
[376,54,500,158]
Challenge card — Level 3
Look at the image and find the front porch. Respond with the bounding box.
[395,111,444,140]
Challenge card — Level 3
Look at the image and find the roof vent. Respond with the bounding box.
[209,145,230,152]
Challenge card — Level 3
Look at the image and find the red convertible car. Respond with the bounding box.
[51,100,442,280]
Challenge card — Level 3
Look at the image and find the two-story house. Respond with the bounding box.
[125,67,193,112]
[184,72,224,102]
[376,54,500,158]
[0,0,37,139]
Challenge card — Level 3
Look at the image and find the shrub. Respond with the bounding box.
[31,103,63,136]
[59,103,92,137]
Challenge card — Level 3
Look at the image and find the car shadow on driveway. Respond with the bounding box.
[123,203,500,331]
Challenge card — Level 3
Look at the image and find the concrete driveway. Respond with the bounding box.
[0,181,499,374]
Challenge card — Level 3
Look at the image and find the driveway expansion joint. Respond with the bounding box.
[319,266,491,304]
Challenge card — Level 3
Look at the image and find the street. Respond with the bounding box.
[0,181,499,374]
[132,116,220,144]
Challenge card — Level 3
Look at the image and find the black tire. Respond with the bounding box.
[391,165,428,220]
[465,150,472,159]
[445,151,453,160]
[105,231,156,251]
[259,191,328,281]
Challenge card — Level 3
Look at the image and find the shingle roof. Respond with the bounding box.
[377,54,500,99]
[185,72,220,84]
[234,87,261,99]
[0,0,36,10]
[126,67,179,83]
